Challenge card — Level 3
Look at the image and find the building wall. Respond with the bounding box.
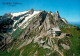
[55,31,61,36]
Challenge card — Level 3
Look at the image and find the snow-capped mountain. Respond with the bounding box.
[0,9,42,33]
[0,9,80,56]
[0,9,68,34]
[11,9,41,29]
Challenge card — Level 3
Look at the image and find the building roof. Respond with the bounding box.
[40,40,45,44]
[52,28,61,31]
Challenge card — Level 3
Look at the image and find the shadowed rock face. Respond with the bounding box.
[0,35,14,50]
[0,35,6,50]
[0,19,14,33]
[0,13,14,33]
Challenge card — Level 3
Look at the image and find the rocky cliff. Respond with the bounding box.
[0,9,80,56]
[0,9,68,50]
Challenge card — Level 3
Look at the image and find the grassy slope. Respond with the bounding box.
[37,47,51,56]
[11,28,24,38]
[0,24,80,56]
[21,43,38,56]
[60,25,80,56]
[0,42,38,56]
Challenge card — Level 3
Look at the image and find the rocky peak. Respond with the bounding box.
[3,13,12,18]
[56,11,59,14]
[29,8,34,14]
[48,11,52,14]
[55,11,60,18]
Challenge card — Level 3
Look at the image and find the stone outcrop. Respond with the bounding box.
[18,11,68,39]
[0,35,6,49]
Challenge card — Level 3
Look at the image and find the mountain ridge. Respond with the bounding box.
[0,9,68,33]
[0,9,80,56]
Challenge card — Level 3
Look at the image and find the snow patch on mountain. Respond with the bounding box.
[18,11,41,29]
[11,11,29,17]
[61,18,68,24]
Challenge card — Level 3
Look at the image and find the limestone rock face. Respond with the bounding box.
[0,10,68,50]
[61,43,70,50]
[19,11,68,39]
[0,34,14,50]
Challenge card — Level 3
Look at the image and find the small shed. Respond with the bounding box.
[40,40,45,46]
[66,33,71,37]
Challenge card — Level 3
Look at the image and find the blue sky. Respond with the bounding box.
[0,0,80,23]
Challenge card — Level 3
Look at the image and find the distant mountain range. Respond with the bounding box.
[69,22,80,28]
